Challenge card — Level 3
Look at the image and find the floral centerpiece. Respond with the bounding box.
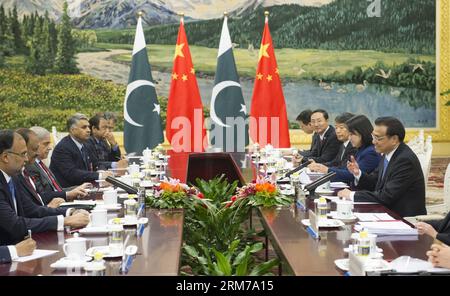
[145,178,203,209]
[228,176,292,208]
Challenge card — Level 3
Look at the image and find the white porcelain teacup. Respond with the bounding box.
[336,200,353,219]
[128,164,140,175]
[90,209,108,227]
[63,234,87,261]
[103,189,118,205]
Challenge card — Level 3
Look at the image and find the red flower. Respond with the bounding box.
[197,192,204,199]
[231,195,237,202]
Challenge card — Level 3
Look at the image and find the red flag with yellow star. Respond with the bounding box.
[250,14,290,148]
[166,18,206,152]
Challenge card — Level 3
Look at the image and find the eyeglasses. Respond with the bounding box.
[5,151,28,159]
[371,134,386,142]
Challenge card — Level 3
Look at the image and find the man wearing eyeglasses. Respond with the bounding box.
[337,117,426,217]
[0,130,89,245]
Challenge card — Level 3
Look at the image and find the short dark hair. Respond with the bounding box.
[0,130,16,154]
[346,115,374,148]
[15,128,35,144]
[311,109,329,120]
[103,112,117,123]
[335,112,354,125]
[296,109,312,124]
[89,113,105,130]
[374,116,405,142]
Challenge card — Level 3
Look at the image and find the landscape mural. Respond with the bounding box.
[0,0,437,131]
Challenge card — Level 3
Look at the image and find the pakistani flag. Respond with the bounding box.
[210,15,249,152]
[124,16,164,154]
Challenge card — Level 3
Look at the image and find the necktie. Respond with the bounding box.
[81,146,89,170]
[381,157,389,180]
[39,160,62,191]
[7,179,17,213]
[22,172,44,206]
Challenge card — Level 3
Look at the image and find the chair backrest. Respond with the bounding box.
[186,153,246,187]
[444,163,450,212]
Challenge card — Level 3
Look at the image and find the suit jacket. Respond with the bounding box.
[25,163,66,204]
[325,141,357,168]
[300,133,319,158]
[0,246,12,264]
[429,212,450,245]
[50,136,99,188]
[85,137,121,170]
[354,142,426,217]
[0,173,61,245]
[304,126,341,164]
[329,145,381,184]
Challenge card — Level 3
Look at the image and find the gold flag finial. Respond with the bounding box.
[224,11,228,17]
[264,11,269,17]
[137,11,144,17]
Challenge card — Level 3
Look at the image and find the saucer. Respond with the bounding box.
[50,256,92,269]
[301,219,345,228]
[86,246,123,258]
[328,212,358,222]
[95,203,122,211]
[108,217,148,226]
[334,258,391,272]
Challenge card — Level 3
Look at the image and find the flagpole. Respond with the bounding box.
[265,10,269,23]
[179,12,184,24]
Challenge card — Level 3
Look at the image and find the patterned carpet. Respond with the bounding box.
[426,157,450,210]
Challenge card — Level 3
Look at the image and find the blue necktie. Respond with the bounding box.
[81,146,89,169]
[381,157,389,180]
[7,179,17,213]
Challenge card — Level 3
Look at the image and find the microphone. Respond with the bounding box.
[304,171,336,198]
[283,159,313,178]
[105,176,138,194]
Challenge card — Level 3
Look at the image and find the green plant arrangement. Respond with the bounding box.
[183,240,278,276]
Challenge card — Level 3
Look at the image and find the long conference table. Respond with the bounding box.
[0,151,435,276]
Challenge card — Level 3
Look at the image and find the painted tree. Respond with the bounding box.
[10,6,25,54]
[54,2,79,74]
[26,19,46,75]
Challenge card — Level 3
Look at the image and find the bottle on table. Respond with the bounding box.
[84,251,106,276]
[357,229,370,257]
[315,197,328,221]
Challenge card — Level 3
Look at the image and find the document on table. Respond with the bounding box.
[13,249,59,263]
[354,213,396,222]
[299,170,312,184]
[354,221,418,235]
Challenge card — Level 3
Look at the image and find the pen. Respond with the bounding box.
[28,230,32,240]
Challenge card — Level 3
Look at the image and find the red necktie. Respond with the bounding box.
[39,161,63,191]
[23,171,44,206]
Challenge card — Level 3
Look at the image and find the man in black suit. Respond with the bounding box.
[309,112,356,173]
[0,130,89,245]
[338,117,426,217]
[50,113,113,188]
[86,113,127,170]
[27,126,88,203]
[301,109,341,163]
[0,238,36,264]
[297,109,316,158]
[416,212,450,245]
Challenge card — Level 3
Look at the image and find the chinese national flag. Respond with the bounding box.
[250,15,290,148]
[166,18,206,152]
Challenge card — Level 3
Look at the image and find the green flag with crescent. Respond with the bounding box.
[124,16,164,154]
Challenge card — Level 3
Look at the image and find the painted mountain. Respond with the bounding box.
[1,0,333,28]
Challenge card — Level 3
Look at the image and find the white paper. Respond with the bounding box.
[355,221,418,235]
[14,249,59,262]
[390,256,450,273]
[299,170,312,184]
[60,200,96,207]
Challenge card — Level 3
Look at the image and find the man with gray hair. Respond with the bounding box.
[27,126,90,202]
[50,113,112,187]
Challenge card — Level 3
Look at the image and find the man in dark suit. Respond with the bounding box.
[27,126,88,203]
[308,112,356,173]
[0,238,36,264]
[0,130,89,245]
[416,212,450,246]
[338,117,426,217]
[301,109,341,164]
[50,113,112,188]
[86,113,127,170]
[297,109,316,158]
